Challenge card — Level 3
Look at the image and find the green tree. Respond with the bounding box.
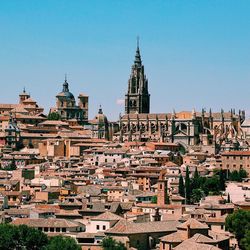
[0,224,48,250]
[239,168,248,181]
[165,185,170,204]
[191,188,205,204]
[241,230,250,250]
[47,112,61,121]
[202,176,221,195]
[45,236,81,250]
[219,169,226,191]
[101,237,126,250]
[151,195,157,204]
[192,167,200,190]
[178,174,185,198]
[226,210,250,249]
[185,166,191,204]
[229,170,240,181]
[18,225,48,250]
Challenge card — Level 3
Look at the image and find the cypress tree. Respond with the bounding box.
[165,185,170,204]
[178,174,185,198]
[192,167,200,190]
[219,169,226,191]
[185,166,191,204]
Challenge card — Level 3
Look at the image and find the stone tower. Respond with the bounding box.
[125,40,150,114]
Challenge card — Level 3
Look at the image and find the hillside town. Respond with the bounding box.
[0,45,250,250]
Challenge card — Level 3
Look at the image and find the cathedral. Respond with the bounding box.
[113,43,246,151]
[125,40,150,114]
[50,77,89,124]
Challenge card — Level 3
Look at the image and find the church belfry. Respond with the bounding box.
[125,39,150,114]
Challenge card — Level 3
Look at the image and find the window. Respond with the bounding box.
[62,228,66,232]
[103,225,106,230]
[56,228,60,232]
[96,225,100,230]
[44,227,48,232]
[50,228,54,232]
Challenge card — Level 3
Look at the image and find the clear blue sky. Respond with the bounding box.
[1,0,250,120]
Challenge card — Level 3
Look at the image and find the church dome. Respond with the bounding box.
[56,79,75,100]
[94,106,108,124]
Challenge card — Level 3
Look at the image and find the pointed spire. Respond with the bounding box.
[134,36,142,66]
[23,87,26,93]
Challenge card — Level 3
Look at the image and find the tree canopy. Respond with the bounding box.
[226,209,250,249]
[101,237,126,250]
[0,224,80,250]
[0,224,48,250]
[45,235,81,250]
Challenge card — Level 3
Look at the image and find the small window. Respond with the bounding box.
[62,228,66,232]
[103,225,106,230]
[56,228,60,232]
[96,225,100,230]
[44,227,48,232]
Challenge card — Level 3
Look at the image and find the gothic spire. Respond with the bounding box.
[134,37,142,66]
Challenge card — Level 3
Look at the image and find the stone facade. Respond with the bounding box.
[125,42,150,114]
[114,110,244,149]
[52,78,88,124]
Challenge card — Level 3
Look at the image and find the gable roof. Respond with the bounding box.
[106,220,179,235]
[92,211,123,221]
[177,218,209,230]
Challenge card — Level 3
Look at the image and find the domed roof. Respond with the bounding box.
[94,106,108,124]
[56,79,75,100]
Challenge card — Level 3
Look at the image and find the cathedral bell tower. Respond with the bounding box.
[125,39,150,114]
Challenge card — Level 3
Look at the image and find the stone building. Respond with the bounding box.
[88,106,109,140]
[113,45,245,149]
[0,88,44,116]
[51,77,88,124]
[125,40,150,114]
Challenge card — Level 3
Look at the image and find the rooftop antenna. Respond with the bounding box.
[65,73,67,82]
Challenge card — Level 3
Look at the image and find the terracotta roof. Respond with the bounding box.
[221,151,250,156]
[106,220,179,235]
[190,233,216,244]
[174,239,221,250]
[92,211,123,221]
[11,218,79,228]
[177,218,209,230]
[160,231,187,243]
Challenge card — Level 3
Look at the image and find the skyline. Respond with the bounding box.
[1,1,250,120]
